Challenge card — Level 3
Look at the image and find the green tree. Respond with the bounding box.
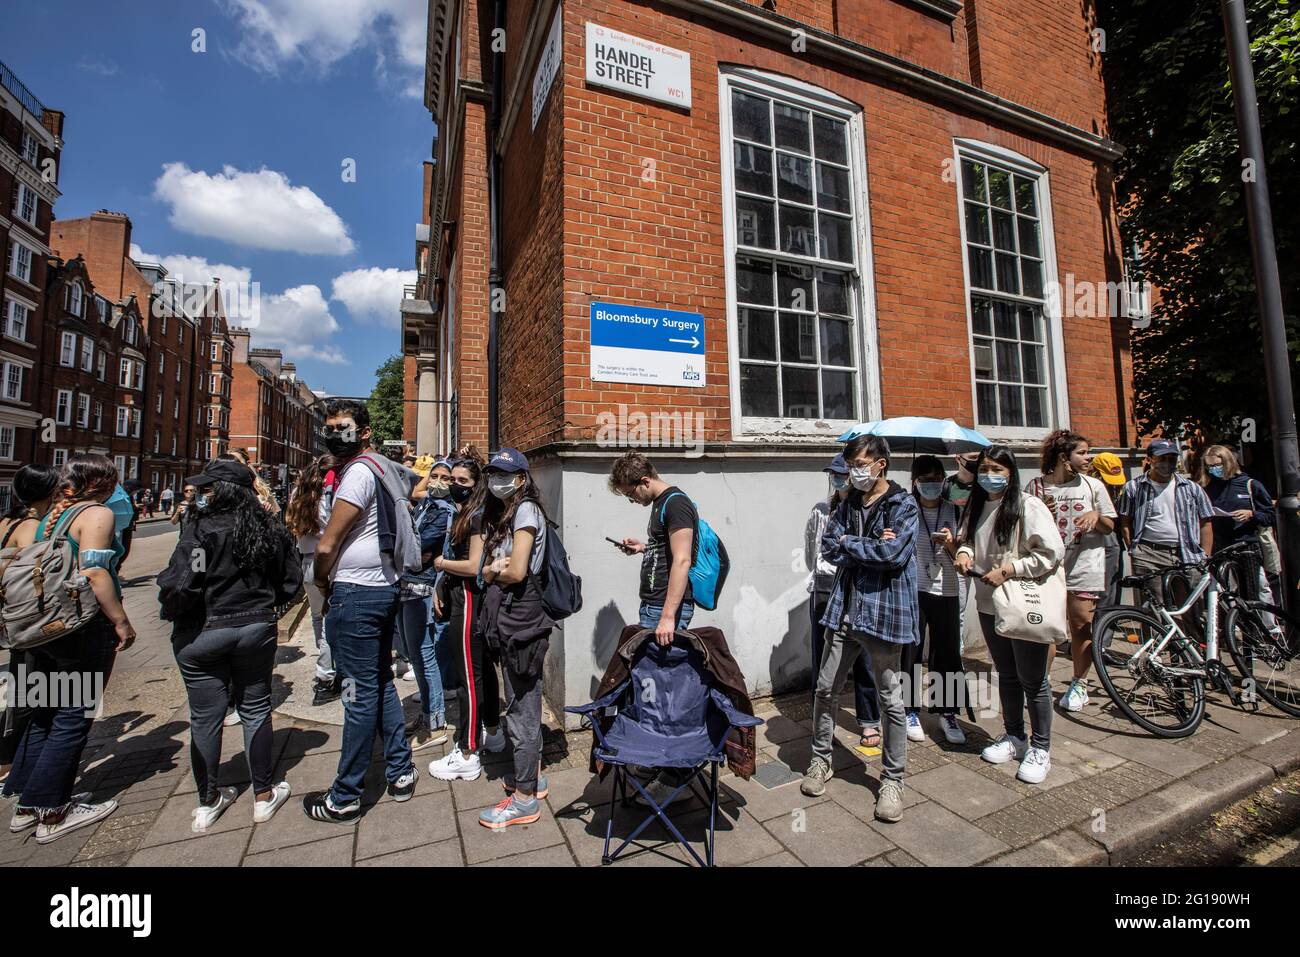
[368,355,406,448]
[1099,0,1299,447]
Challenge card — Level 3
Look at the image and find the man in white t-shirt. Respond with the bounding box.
[303,399,417,823]
[1028,432,1117,713]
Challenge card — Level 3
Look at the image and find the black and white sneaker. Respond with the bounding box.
[34,800,118,845]
[387,766,419,802]
[312,678,342,707]
[302,791,361,823]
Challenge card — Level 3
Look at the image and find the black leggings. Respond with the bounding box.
[979,613,1052,750]
[902,593,965,714]
[446,581,499,753]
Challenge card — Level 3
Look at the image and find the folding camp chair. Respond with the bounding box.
[566,631,763,867]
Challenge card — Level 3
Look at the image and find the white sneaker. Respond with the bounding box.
[253,782,292,823]
[223,710,242,727]
[940,714,966,745]
[1060,680,1089,712]
[35,800,118,845]
[481,726,506,753]
[905,712,925,742]
[428,746,482,782]
[192,786,238,832]
[981,733,1028,765]
[9,792,91,833]
[1017,747,1052,784]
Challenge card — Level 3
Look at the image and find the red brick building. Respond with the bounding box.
[411,0,1139,705]
[0,59,62,511]
[228,328,322,481]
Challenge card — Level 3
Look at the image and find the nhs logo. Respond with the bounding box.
[682,364,701,382]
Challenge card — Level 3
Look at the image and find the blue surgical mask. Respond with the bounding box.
[829,473,849,492]
[978,474,1009,493]
[1207,465,1225,479]
[194,495,210,511]
[916,482,943,501]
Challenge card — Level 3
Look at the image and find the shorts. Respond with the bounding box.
[1069,591,1104,602]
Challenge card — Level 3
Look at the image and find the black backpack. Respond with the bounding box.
[531,519,582,621]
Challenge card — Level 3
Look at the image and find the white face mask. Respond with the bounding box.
[849,465,878,491]
[487,475,520,499]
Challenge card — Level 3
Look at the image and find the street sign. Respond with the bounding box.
[589,300,705,388]
[531,7,563,130]
[584,23,692,110]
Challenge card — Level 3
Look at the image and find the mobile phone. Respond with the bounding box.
[605,536,624,547]
[930,531,948,541]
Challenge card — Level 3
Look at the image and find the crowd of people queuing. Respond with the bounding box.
[0,404,1284,844]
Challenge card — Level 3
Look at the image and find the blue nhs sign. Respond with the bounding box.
[589,301,706,388]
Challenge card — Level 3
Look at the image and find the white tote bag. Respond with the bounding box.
[991,517,1067,644]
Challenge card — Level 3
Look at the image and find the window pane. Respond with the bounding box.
[988,169,1012,209]
[1018,305,1042,342]
[781,366,819,417]
[1021,259,1043,299]
[779,204,816,255]
[822,369,855,419]
[995,340,1021,382]
[820,317,853,367]
[734,144,773,195]
[962,160,987,202]
[774,103,810,153]
[995,252,1020,294]
[817,270,851,316]
[992,210,1016,251]
[976,382,997,424]
[777,263,814,312]
[731,90,770,144]
[969,247,993,289]
[741,364,779,416]
[1025,387,1048,427]
[1021,342,1044,384]
[965,203,990,246]
[813,115,847,165]
[736,256,773,304]
[1017,216,1040,257]
[815,163,851,213]
[973,338,994,377]
[993,300,1017,338]
[971,297,992,336]
[776,153,812,204]
[1014,176,1038,215]
[998,385,1024,426]
[738,308,776,360]
[779,312,818,363]
[818,213,853,263]
[736,196,775,248]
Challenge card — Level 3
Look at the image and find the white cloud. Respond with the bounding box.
[129,243,251,290]
[247,284,349,365]
[77,55,119,77]
[220,0,426,94]
[152,163,354,255]
[331,267,417,327]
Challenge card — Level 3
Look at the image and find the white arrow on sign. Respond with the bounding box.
[668,336,700,348]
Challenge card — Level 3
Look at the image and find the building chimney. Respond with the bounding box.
[228,327,252,364]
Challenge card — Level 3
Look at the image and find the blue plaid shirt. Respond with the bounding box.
[1117,473,1214,563]
[819,482,919,645]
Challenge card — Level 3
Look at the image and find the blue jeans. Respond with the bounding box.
[3,614,117,810]
[325,582,412,805]
[399,593,445,727]
[638,600,695,631]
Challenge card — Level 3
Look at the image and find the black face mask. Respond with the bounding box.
[324,434,362,458]
[448,483,473,504]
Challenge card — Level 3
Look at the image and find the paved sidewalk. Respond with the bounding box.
[3,615,1299,867]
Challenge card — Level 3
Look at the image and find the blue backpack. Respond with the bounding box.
[659,492,730,611]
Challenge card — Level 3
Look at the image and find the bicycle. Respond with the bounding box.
[1090,540,1300,737]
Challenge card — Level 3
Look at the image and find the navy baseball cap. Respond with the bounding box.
[432,456,455,471]
[186,458,254,489]
[486,448,529,473]
[1147,438,1179,458]
[823,453,849,476]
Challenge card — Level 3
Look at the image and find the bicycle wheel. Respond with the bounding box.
[1092,605,1206,737]
[1224,602,1300,717]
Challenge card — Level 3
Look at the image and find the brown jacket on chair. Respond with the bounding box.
[587,625,758,780]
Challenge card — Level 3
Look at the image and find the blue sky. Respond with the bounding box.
[4,0,433,397]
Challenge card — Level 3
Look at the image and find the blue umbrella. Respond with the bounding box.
[837,416,991,455]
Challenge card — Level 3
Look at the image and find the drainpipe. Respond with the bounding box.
[486,0,506,451]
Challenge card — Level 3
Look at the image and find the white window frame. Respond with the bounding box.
[173,396,180,417]
[116,405,129,437]
[175,361,181,382]
[68,281,84,318]
[60,332,77,368]
[7,240,34,284]
[54,449,69,468]
[113,454,125,478]
[94,401,103,432]
[2,361,24,401]
[55,389,72,425]
[96,351,106,380]
[158,352,165,375]
[15,183,38,226]
[81,338,94,372]
[76,393,89,428]
[4,300,31,341]
[952,138,1068,442]
[132,408,141,438]
[0,426,14,461]
[718,67,882,440]
[21,130,38,166]
[156,392,163,413]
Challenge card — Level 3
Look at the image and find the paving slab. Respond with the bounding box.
[473,843,577,866]
[865,800,1009,866]
[762,799,894,867]
[1244,730,1300,776]
[745,850,804,866]
[1093,733,1217,778]
[985,827,1107,866]
[457,805,566,864]
[718,771,828,823]
[355,792,458,860]
[137,792,254,849]
[356,838,465,867]
[129,828,248,866]
[244,833,354,867]
[907,763,1021,819]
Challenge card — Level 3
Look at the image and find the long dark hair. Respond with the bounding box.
[481,470,549,556]
[1039,428,1088,475]
[48,453,118,527]
[196,470,294,568]
[285,454,336,538]
[449,458,485,547]
[4,464,60,520]
[959,444,1023,548]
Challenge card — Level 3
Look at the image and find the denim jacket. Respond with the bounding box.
[819,480,919,645]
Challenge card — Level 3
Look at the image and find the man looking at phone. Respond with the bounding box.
[608,451,696,645]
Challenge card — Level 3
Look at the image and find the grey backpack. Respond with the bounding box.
[340,454,422,575]
[0,503,104,651]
